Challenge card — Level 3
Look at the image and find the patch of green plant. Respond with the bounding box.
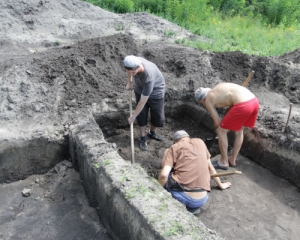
[137,184,148,196]
[184,13,300,56]
[163,221,185,237]
[119,169,133,182]
[93,159,111,168]
[83,0,300,56]
[164,29,177,38]
[158,202,168,212]
[125,187,137,199]
[115,23,125,31]
[103,159,111,165]
[93,162,101,168]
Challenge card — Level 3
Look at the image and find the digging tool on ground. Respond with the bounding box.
[210,170,242,178]
[283,103,293,133]
[205,70,255,150]
[129,76,135,164]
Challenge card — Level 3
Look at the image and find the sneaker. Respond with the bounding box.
[147,131,164,141]
[186,206,201,215]
[139,140,148,151]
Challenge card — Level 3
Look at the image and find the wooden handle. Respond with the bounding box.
[129,76,135,164]
[224,70,255,116]
[210,170,242,178]
[242,70,254,87]
[283,103,293,133]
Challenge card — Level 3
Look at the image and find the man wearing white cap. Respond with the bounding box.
[123,55,165,151]
[195,83,259,169]
[158,130,231,214]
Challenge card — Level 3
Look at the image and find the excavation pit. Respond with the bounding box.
[91,99,300,239]
[1,2,300,238]
[95,101,222,178]
[1,100,300,240]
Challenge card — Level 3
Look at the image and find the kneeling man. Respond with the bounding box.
[158,130,231,214]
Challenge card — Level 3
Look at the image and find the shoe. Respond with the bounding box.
[229,161,237,168]
[186,206,201,215]
[212,160,229,170]
[139,141,148,151]
[147,131,164,141]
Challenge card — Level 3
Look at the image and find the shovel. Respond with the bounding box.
[129,76,135,164]
[210,170,242,178]
[205,133,218,150]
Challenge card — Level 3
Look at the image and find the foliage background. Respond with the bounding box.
[84,0,300,56]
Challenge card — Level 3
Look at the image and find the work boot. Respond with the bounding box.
[139,140,147,151]
[147,131,164,141]
[186,206,201,215]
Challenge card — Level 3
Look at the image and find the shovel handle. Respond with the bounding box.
[242,70,254,87]
[129,76,135,164]
[224,70,255,116]
[210,170,242,178]
[283,103,293,133]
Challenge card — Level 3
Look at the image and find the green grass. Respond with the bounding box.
[183,14,300,56]
[83,0,300,56]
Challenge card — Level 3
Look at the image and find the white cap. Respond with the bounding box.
[173,130,189,141]
[195,87,211,102]
[123,55,141,68]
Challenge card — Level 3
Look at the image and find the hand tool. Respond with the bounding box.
[210,170,242,178]
[283,103,293,133]
[129,76,135,164]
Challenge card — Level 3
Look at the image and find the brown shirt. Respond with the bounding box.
[162,138,211,191]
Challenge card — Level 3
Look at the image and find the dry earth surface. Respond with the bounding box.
[1,0,300,239]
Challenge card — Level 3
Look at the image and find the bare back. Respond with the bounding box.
[204,83,256,128]
[207,82,255,108]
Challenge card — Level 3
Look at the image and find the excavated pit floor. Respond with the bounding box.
[102,111,300,240]
[0,162,112,240]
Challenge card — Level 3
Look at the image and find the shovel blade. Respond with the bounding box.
[205,134,218,150]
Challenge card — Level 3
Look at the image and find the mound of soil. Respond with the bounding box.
[1,0,300,239]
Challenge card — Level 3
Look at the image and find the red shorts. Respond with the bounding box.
[220,97,259,131]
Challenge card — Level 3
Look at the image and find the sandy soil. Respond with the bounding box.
[0,161,111,240]
[1,0,300,239]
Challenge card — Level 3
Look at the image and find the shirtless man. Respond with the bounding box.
[195,83,260,169]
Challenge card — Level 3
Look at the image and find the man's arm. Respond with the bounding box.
[158,165,172,188]
[205,100,221,129]
[208,159,231,190]
[128,95,148,124]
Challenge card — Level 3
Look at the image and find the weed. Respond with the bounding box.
[125,187,137,199]
[137,184,148,196]
[163,221,185,237]
[93,162,101,168]
[158,202,168,211]
[115,23,125,31]
[93,159,111,169]
[119,170,130,182]
[164,29,177,38]
[103,159,111,165]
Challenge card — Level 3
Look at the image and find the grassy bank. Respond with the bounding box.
[84,0,300,56]
[180,13,300,56]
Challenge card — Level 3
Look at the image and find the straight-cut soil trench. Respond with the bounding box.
[101,105,300,240]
